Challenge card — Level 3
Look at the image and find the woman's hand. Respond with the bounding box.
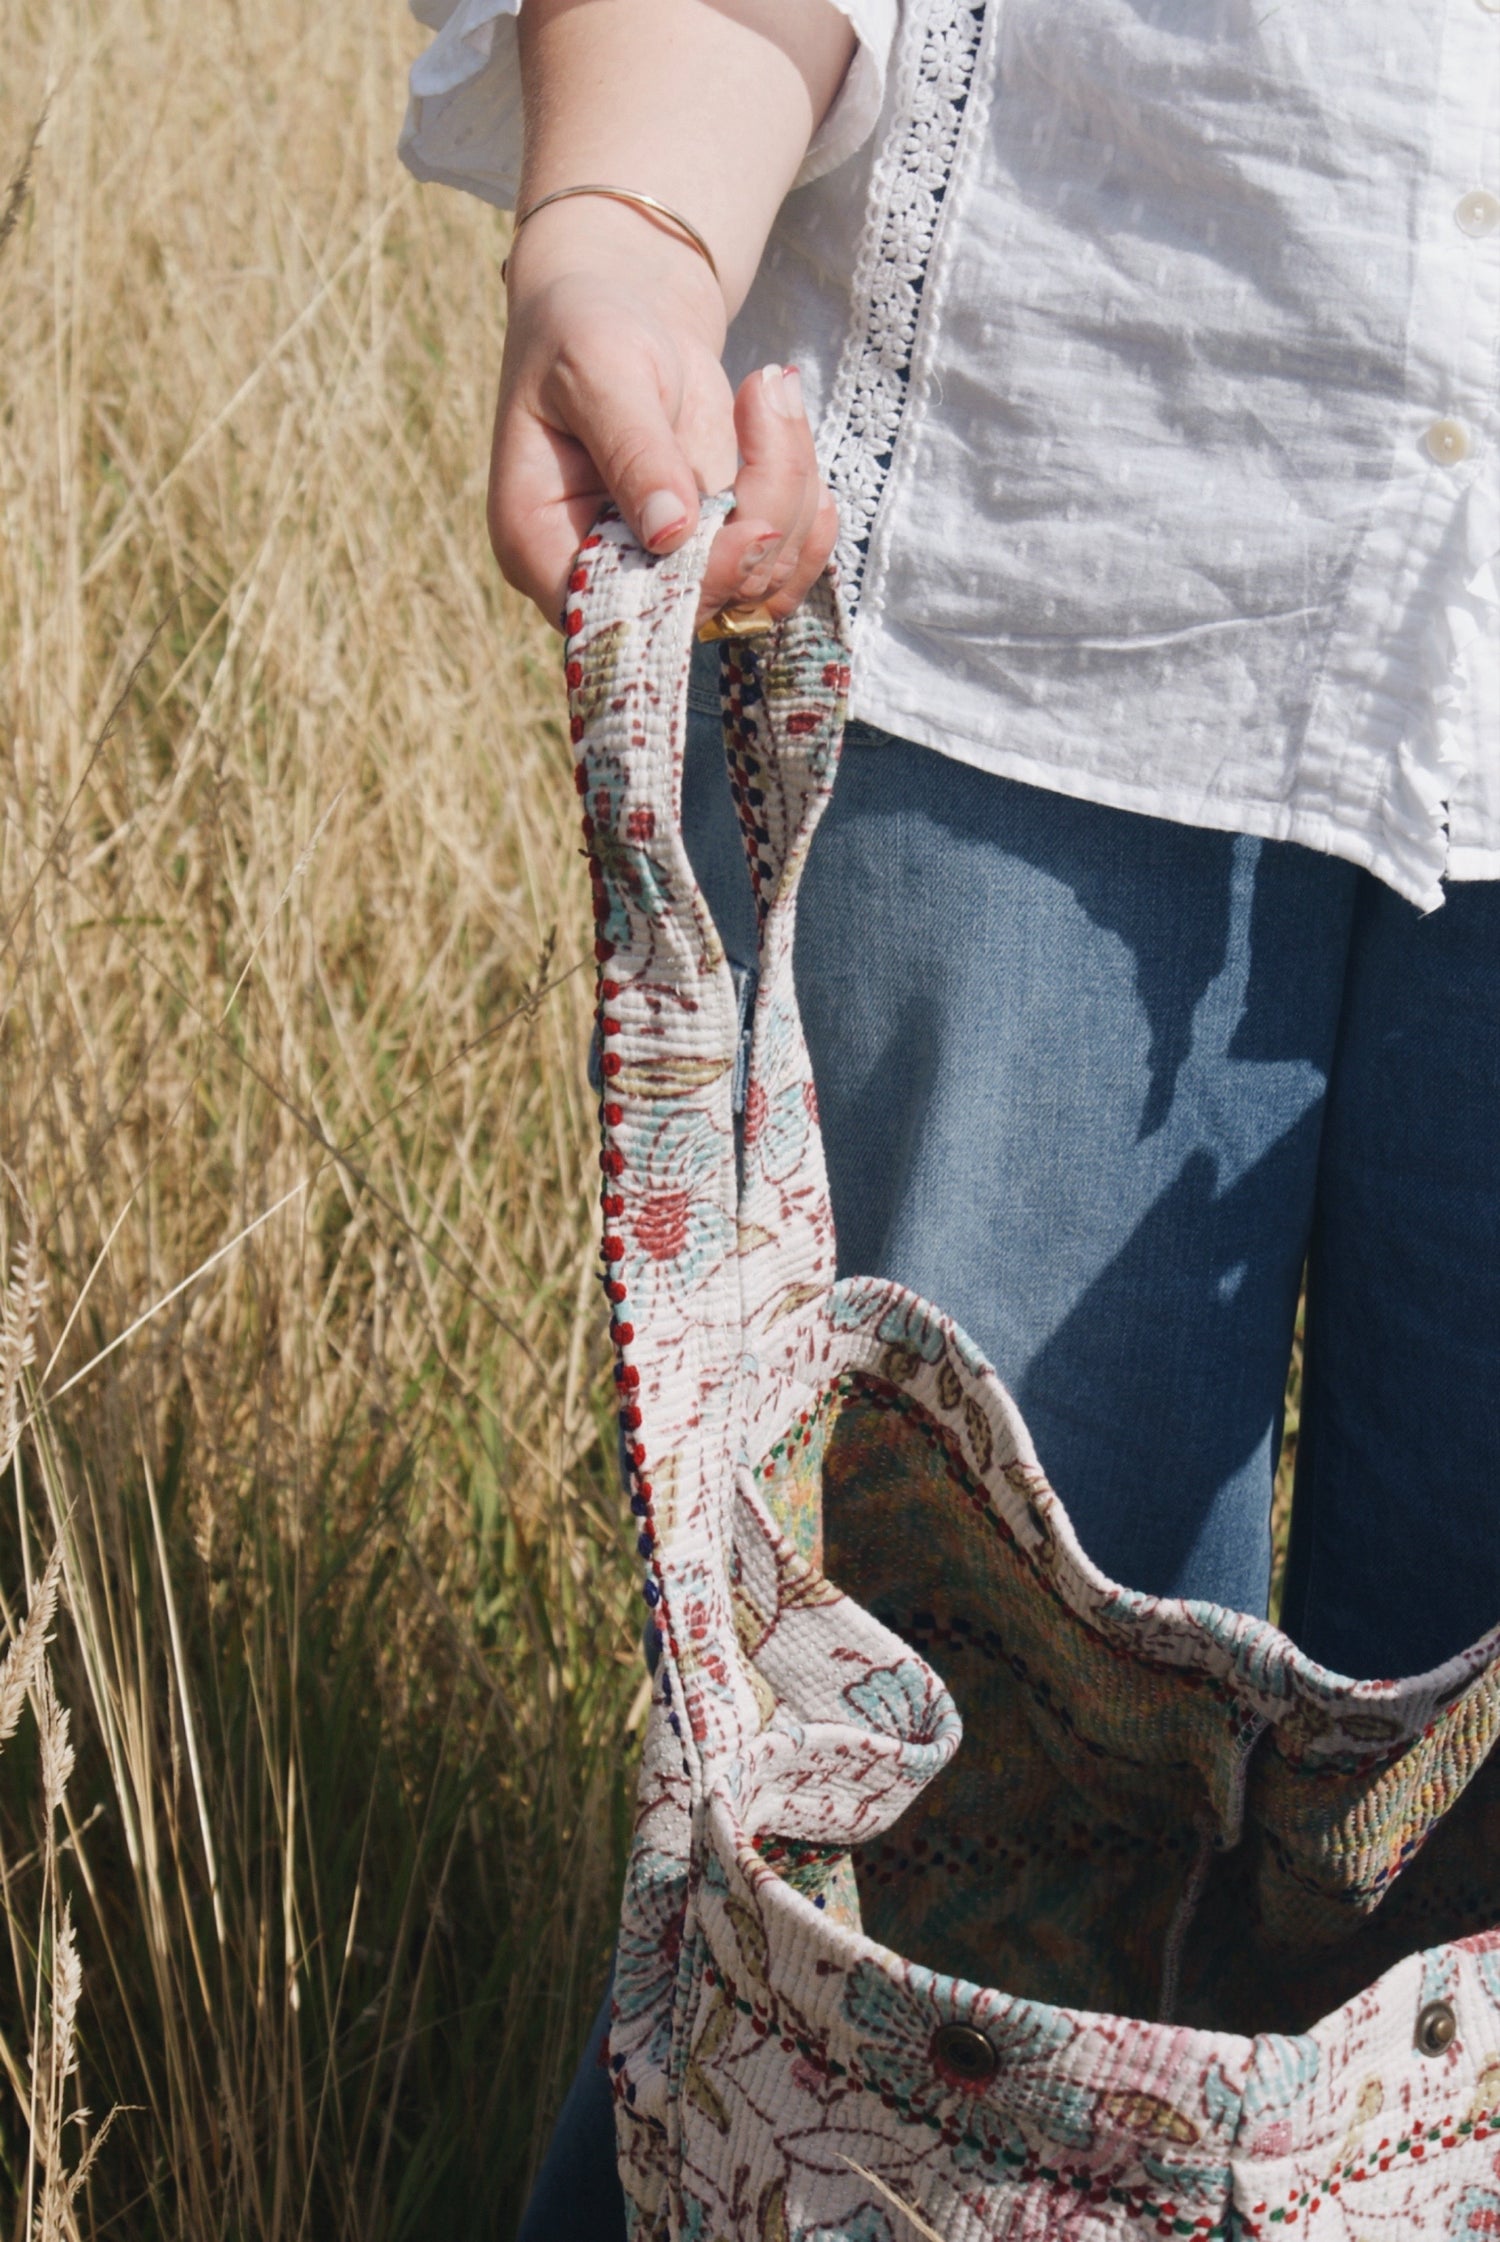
[488,202,838,632]
[485,0,855,634]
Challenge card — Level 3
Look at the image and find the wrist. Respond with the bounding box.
[504,195,730,341]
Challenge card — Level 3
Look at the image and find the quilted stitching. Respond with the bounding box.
[563,508,1500,2240]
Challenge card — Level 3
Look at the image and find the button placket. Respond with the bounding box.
[1413,0,1499,480]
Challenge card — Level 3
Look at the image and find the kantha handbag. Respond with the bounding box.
[566,500,1500,2242]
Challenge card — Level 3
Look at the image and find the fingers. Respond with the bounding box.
[488,413,612,624]
[490,314,720,622]
[774,486,839,617]
[698,364,837,625]
[487,309,838,631]
[559,338,703,556]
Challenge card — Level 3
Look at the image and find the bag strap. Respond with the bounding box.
[716,614,849,1346]
[565,501,850,1772]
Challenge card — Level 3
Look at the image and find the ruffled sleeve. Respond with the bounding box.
[398,0,898,212]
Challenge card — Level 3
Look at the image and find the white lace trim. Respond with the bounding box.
[823,0,988,613]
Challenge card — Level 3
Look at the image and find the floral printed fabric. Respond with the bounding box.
[565,506,1500,2240]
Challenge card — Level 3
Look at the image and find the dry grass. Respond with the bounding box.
[0,2,637,2233]
[0,5,1312,2235]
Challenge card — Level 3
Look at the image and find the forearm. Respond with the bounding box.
[515,0,857,317]
[491,0,851,624]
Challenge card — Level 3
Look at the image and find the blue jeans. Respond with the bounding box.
[516,675,1500,2237]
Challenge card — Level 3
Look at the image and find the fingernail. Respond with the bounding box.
[783,366,804,419]
[739,536,778,577]
[761,363,791,418]
[641,490,689,549]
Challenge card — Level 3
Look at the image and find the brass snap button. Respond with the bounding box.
[931,2022,999,2088]
[1415,1999,1458,2056]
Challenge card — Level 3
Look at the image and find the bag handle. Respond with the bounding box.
[565,502,850,1770]
[717,599,848,1344]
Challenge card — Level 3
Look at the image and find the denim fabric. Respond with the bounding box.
[514,1985,623,2242]
[516,661,1500,2235]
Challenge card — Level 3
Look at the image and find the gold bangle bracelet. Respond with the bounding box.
[501,184,722,288]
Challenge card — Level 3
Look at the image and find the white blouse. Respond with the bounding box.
[401,0,1500,910]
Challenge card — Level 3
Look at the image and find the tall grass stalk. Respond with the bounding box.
[0,4,1310,2235]
[1,2,637,2232]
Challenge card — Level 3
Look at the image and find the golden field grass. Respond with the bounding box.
[0,6,1306,2236]
[1,2,639,2232]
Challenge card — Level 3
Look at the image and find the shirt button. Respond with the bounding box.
[931,2022,999,2087]
[1455,190,1500,237]
[1415,1999,1458,2056]
[1425,418,1472,466]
